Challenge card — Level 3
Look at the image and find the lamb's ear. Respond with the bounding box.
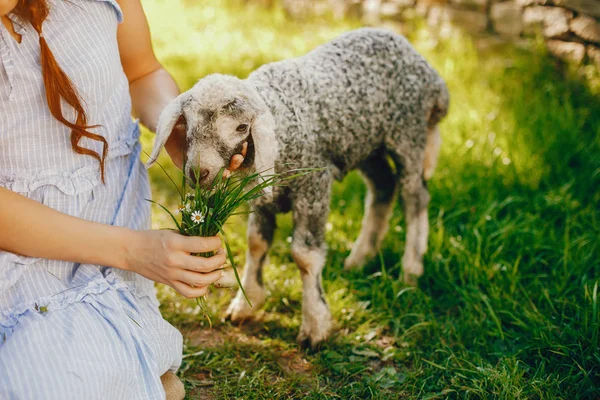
[146,97,183,168]
[252,111,277,175]
[251,111,278,195]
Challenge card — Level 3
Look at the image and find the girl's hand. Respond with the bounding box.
[223,141,247,179]
[123,230,226,298]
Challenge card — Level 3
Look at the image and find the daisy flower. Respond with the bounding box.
[185,203,192,212]
[191,211,205,224]
[174,204,185,215]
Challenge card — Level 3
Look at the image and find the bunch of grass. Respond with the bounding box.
[149,161,314,306]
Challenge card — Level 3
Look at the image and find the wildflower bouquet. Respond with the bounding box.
[149,161,313,306]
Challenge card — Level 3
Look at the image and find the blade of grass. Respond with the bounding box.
[146,199,183,231]
[219,225,251,306]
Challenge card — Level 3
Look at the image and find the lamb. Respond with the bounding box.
[148,28,449,349]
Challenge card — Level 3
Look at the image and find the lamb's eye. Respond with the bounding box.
[236,124,249,133]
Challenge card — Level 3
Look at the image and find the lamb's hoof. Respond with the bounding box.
[343,254,366,271]
[160,371,185,400]
[225,290,265,322]
[297,318,332,351]
[402,263,423,286]
[402,256,423,286]
[402,272,420,286]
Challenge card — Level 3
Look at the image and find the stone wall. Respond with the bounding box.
[279,0,600,67]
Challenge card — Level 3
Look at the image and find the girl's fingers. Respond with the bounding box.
[184,250,227,273]
[175,268,224,288]
[229,154,244,171]
[172,281,209,299]
[215,248,225,256]
[223,142,247,177]
[178,235,222,254]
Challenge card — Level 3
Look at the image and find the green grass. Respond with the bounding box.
[141,1,600,398]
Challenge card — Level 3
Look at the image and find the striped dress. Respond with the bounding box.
[0,1,183,398]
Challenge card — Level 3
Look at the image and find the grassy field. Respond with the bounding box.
[140,1,600,398]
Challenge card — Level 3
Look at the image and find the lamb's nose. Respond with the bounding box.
[199,169,209,181]
[189,168,210,184]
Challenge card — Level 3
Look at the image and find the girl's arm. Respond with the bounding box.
[117,0,177,133]
[0,187,225,298]
[116,0,245,171]
[116,0,186,168]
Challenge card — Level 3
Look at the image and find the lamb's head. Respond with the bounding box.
[147,74,277,186]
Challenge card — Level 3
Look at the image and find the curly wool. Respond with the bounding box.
[248,27,449,183]
[151,28,450,348]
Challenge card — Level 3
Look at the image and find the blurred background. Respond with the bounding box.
[141,1,600,398]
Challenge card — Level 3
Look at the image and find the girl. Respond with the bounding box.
[0,0,243,398]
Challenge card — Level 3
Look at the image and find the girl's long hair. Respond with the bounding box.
[13,0,107,182]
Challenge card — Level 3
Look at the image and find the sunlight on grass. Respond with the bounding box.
[142,1,600,398]
[143,0,358,89]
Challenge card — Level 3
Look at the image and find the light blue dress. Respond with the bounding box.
[0,1,183,398]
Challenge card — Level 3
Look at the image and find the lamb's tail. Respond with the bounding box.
[428,78,449,129]
[423,79,449,181]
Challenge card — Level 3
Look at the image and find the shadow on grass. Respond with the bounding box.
[321,43,600,398]
[143,2,600,395]
[179,324,317,399]
[179,320,410,399]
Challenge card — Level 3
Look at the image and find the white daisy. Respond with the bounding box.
[185,203,192,212]
[191,211,205,224]
[175,204,185,215]
[186,192,195,200]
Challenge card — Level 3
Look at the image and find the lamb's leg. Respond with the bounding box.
[226,207,275,321]
[345,151,398,270]
[423,125,441,181]
[291,172,333,349]
[386,119,433,285]
[398,171,430,286]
